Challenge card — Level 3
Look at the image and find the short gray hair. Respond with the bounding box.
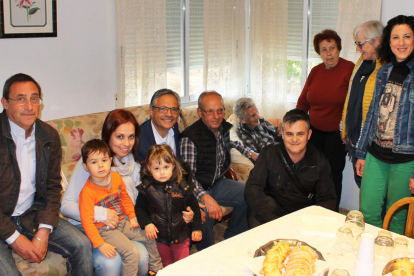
[198,91,224,109]
[150,89,181,108]
[233,98,255,121]
[353,20,384,47]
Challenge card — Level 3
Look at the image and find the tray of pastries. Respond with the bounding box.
[382,257,414,275]
[254,239,325,261]
[256,241,323,276]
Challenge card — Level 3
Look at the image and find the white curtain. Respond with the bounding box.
[250,0,288,119]
[115,1,168,108]
[336,0,383,63]
[202,0,246,100]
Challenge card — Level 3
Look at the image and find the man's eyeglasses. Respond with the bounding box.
[8,96,42,106]
[200,108,225,116]
[354,39,371,48]
[152,106,180,114]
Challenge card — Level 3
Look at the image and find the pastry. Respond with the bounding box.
[391,258,414,276]
[260,242,291,276]
[260,243,316,276]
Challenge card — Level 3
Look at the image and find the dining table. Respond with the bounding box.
[157,205,414,276]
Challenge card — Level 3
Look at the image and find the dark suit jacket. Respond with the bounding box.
[0,111,62,240]
[138,119,181,162]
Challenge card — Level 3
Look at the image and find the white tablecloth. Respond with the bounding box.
[157,206,413,276]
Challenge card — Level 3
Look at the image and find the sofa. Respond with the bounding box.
[14,100,257,275]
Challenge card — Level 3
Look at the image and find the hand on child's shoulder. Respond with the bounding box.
[129,217,139,228]
[192,230,202,242]
[98,243,117,259]
[145,223,159,240]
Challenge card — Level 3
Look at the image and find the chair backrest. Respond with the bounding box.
[382,197,414,238]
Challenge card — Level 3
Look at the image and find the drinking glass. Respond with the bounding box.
[334,227,354,253]
[344,220,364,243]
[393,237,409,258]
[344,211,365,240]
[354,232,363,251]
[375,236,394,264]
[331,268,350,276]
[377,230,392,238]
[345,210,364,223]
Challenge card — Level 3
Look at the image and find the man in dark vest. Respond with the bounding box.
[180,91,249,251]
[244,109,337,228]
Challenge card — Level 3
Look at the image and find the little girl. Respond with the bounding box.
[136,144,202,267]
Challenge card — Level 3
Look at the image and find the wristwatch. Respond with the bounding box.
[248,151,253,159]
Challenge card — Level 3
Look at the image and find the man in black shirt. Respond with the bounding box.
[244,109,337,228]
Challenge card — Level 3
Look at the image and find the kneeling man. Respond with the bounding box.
[245,109,336,228]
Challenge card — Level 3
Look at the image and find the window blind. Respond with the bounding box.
[166,0,204,68]
[287,0,340,60]
[309,0,340,60]
[287,0,304,59]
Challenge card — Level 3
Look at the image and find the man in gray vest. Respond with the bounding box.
[180,91,249,251]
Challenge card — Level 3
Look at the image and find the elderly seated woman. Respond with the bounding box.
[233,98,282,162]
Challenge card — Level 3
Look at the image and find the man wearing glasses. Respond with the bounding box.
[138,88,182,162]
[0,73,93,275]
[180,91,250,251]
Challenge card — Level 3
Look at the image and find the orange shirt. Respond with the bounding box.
[79,171,136,248]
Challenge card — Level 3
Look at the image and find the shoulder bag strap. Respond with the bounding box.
[275,144,314,199]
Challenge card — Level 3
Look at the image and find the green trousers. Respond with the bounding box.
[360,152,414,235]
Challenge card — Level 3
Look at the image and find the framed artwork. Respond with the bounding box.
[0,0,57,38]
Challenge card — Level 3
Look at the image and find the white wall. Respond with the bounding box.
[0,0,117,121]
[381,0,414,24]
[339,0,414,211]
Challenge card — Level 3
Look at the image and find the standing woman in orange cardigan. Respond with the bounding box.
[341,20,384,188]
[297,29,354,211]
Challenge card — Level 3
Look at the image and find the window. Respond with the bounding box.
[287,0,340,102]
[166,0,204,102]
[166,0,340,103]
[116,0,343,108]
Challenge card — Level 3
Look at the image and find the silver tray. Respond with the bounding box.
[382,257,414,275]
[254,239,325,261]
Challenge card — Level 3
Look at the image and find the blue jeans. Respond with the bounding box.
[0,217,93,276]
[196,178,248,251]
[75,224,150,276]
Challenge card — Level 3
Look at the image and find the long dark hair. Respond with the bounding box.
[379,15,414,63]
[101,109,141,162]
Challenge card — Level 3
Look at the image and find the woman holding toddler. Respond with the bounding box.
[61,109,194,275]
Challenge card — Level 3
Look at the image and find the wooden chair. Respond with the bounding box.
[224,167,238,182]
[382,197,414,238]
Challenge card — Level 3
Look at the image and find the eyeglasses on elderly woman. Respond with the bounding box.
[354,38,371,48]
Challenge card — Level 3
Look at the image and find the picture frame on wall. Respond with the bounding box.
[0,0,57,38]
